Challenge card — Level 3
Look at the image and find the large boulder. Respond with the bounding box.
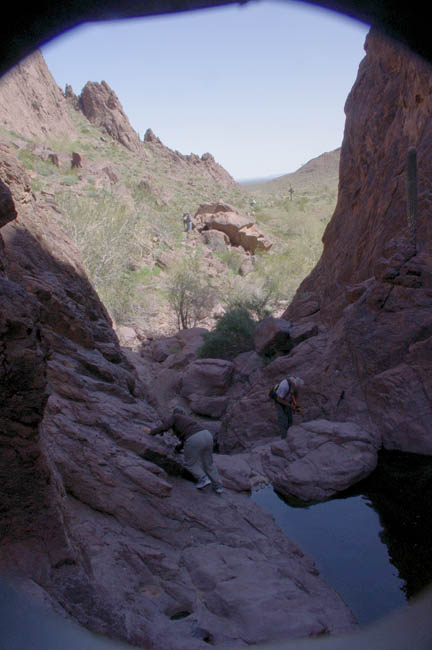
[194,202,272,254]
[180,358,234,398]
[201,228,230,251]
[188,394,229,418]
[254,316,293,356]
[254,419,380,502]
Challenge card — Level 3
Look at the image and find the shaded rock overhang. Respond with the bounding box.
[1,0,432,82]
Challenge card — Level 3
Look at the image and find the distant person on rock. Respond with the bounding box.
[143,406,223,494]
[273,376,304,439]
[183,212,193,233]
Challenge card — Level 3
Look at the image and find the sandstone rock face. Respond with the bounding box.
[195,202,272,253]
[79,80,140,151]
[283,28,432,455]
[0,50,76,140]
[0,144,356,647]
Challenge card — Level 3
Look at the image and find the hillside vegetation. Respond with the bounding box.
[0,94,339,336]
[240,149,340,307]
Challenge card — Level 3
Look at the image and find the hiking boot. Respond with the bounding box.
[196,476,211,489]
[214,487,224,495]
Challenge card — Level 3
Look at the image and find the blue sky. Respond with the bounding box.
[41,0,369,180]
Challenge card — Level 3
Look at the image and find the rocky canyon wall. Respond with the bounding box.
[280,28,432,453]
[2,25,432,649]
[0,60,355,650]
[288,28,432,323]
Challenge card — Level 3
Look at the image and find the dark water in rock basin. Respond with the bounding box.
[251,450,432,625]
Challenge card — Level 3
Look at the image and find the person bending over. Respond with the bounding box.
[143,406,223,494]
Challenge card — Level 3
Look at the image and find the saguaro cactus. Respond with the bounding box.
[406,146,418,252]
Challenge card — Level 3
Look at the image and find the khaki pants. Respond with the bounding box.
[184,429,222,489]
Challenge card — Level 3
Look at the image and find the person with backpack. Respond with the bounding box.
[142,406,223,494]
[271,376,304,439]
[183,212,193,233]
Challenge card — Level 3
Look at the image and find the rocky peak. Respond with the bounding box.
[142,130,237,187]
[78,79,140,151]
[143,127,162,144]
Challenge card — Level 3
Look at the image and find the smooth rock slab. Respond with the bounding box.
[255,419,380,502]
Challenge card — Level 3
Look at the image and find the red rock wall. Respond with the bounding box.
[282,28,432,454]
[287,28,432,324]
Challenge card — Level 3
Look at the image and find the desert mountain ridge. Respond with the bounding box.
[0,48,335,337]
[243,147,340,195]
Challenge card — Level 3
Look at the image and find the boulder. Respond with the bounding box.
[116,325,140,350]
[254,316,293,356]
[237,223,272,254]
[232,350,264,378]
[219,390,277,453]
[180,359,234,398]
[214,454,267,492]
[188,394,229,418]
[71,152,87,169]
[150,336,181,363]
[254,419,380,502]
[194,203,272,254]
[201,229,229,251]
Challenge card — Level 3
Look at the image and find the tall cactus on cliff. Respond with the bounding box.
[406,146,418,252]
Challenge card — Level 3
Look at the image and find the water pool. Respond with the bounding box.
[251,450,432,625]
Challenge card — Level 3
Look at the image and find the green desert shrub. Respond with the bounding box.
[198,306,256,360]
[217,249,243,274]
[57,190,144,322]
[166,256,218,329]
[222,264,284,320]
[233,275,282,320]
